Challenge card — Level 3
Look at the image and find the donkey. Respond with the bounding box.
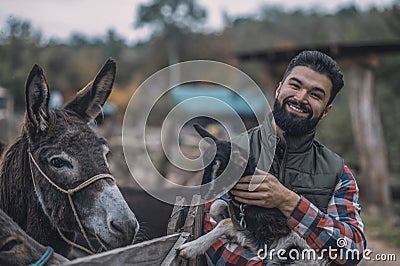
[0,208,69,265]
[0,140,6,158]
[0,59,139,258]
[178,125,328,265]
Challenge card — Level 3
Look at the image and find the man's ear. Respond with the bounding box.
[321,104,333,120]
[275,82,282,98]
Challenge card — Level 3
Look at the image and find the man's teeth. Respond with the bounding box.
[289,103,306,113]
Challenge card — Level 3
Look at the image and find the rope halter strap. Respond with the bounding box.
[28,151,115,255]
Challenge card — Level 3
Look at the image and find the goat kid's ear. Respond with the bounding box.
[193,124,219,143]
[64,58,116,122]
[25,64,50,132]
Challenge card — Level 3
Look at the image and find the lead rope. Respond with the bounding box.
[228,199,247,231]
[28,151,115,255]
[239,203,247,229]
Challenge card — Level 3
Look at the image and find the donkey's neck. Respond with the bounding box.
[0,135,74,257]
[26,195,74,257]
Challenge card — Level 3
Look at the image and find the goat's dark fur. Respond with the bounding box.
[196,124,290,250]
[178,125,329,265]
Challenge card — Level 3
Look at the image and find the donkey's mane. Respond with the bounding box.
[0,108,86,229]
[0,134,30,228]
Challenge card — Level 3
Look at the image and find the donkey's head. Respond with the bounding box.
[24,59,139,252]
[0,209,68,265]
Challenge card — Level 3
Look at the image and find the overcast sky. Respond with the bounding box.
[0,0,395,44]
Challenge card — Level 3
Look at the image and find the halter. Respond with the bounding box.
[29,246,54,266]
[28,151,115,255]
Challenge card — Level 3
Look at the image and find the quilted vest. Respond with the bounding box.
[235,115,343,212]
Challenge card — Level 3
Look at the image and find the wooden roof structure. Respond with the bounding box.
[237,40,400,65]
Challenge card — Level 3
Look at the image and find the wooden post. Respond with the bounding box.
[167,196,186,235]
[167,195,205,266]
[348,65,391,206]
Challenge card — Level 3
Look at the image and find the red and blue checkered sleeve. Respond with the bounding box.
[286,165,366,265]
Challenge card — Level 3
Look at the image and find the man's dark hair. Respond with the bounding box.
[282,50,344,105]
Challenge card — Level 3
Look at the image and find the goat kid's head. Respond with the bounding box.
[194,124,255,199]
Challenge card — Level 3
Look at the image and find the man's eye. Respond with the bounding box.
[290,84,300,89]
[311,93,322,100]
[50,158,72,168]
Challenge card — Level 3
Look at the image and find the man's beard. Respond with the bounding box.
[272,98,322,136]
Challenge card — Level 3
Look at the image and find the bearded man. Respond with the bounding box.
[203,50,366,265]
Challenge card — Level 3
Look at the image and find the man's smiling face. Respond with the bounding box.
[273,66,333,135]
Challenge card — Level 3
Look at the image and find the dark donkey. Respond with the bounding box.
[0,208,69,265]
[0,59,139,257]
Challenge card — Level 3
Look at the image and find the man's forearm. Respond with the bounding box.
[278,189,301,217]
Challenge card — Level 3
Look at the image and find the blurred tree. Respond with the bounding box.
[134,0,207,176]
[103,29,126,59]
[69,32,91,47]
[0,17,42,110]
[135,0,207,36]
[384,0,400,37]
[135,0,207,83]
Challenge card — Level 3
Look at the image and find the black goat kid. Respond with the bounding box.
[177,125,328,265]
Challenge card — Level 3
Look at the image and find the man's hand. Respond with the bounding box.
[230,169,300,217]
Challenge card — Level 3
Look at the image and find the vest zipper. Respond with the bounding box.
[279,133,288,186]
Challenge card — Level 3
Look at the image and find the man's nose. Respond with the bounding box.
[294,89,308,103]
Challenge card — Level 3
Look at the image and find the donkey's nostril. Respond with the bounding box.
[108,217,138,244]
[109,219,125,235]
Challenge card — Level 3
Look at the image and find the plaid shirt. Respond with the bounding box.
[203,165,366,265]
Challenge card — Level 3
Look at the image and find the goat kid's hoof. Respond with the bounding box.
[176,242,199,259]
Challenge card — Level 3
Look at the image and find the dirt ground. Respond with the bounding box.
[359,235,399,265]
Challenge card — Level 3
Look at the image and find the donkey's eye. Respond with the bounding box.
[50,158,72,169]
[0,239,22,252]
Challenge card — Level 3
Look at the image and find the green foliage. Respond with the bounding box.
[0,3,399,176]
[135,0,207,37]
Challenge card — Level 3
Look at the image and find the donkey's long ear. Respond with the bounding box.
[193,124,219,143]
[25,64,50,132]
[64,58,116,122]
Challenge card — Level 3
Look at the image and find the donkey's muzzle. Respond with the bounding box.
[108,212,139,244]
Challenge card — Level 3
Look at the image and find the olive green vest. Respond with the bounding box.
[234,115,343,212]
